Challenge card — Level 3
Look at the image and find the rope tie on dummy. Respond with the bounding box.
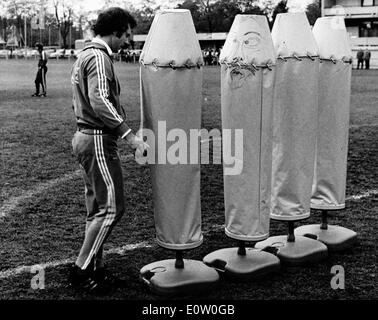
[319,55,353,64]
[220,57,276,75]
[139,58,203,69]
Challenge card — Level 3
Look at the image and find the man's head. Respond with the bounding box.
[35,43,43,52]
[92,7,137,52]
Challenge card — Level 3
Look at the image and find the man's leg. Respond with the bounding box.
[41,67,47,95]
[32,70,41,96]
[76,132,125,271]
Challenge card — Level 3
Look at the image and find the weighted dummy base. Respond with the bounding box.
[255,235,328,266]
[295,224,357,252]
[140,259,219,296]
[203,247,280,280]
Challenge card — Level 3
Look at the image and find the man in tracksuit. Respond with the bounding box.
[31,43,48,97]
[69,7,148,294]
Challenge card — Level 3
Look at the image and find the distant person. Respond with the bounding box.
[356,49,364,69]
[31,43,47,97]
[364,49,371,70]
[206,49,213,66]
[214,48,220,65]
[118,48,125,61]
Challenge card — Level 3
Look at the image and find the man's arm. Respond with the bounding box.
[87,50,131,138]
[39,51,47,68]
[86,49,148,154]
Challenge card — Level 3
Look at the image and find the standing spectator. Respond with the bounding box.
[356,49,364,69]
[118,48,125,61]
[31,43,48,97]
[364,48,371,70]
[125,50,131,62]
[210,49,216,65]
[214,48,220,65]
[203,49,208,65]
[206,49,213,66]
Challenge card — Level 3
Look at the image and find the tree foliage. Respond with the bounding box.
[176,0,265,33]
[1,0,40,44]
[305,0,321,26]
[0,0,295,46]
[53,0,73,48]
[131,3,157,34]
[270,0,288,28]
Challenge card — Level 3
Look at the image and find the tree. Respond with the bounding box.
[2,0,39,45]
[270,0,288,28]
[210,0,241,32]
[177,0,208,32]
[177,0,246,33]
[53,0,73,48]
[199,0,216,33]
[306,0,321,26]
[177,0,217,33]
[237,0,263,14]
[131,3,157,35]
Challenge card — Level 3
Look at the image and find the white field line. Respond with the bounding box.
[0,140,220,218]
[0,170,81,218]
[346,189,378,201]
[0,224,225,280]
[349,123,378,129]
[0,242,153,280]
[0,154,134,218]
[0,137,377,278]
[1,137,376,220]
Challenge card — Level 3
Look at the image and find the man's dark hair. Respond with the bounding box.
[92,7,137,38]
[35,43,43,49]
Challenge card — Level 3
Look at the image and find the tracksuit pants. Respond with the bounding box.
[365,59,370,70]
[35,67,47,95]
[72,129,125,270]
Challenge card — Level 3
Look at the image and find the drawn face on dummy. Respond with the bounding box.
[229,28,261,59]
[224,16,269,89]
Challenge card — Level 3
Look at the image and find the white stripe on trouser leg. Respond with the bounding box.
[91,132,117,254]
[42,69,45,91]
[82,131,115,269]
[82,130,116,269]
[83,131,116,266]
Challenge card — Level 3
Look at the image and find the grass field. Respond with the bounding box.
[0,59,377,300]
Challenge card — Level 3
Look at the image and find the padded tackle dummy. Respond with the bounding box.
[138,9,219,295]
[203,14,280,279]
[255,13,328,266]
[295,17,357,251]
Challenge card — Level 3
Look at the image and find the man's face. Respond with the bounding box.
[110,24,133,52]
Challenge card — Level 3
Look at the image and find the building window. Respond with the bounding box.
[359,21,378,37]
[361,0,376,6]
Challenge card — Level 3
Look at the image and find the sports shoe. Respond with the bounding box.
[93,267,127,288]
[39,93,46,97]
[68,264,112,295]
[31,93,39,97]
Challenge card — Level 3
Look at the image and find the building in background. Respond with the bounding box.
[322,0,378,68]
[134,33,227,51]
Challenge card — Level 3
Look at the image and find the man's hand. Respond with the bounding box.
[125,132,149,157]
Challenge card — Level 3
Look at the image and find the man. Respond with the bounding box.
[356,49,364,69]
[364,48,371,70]
[31,43,47,97]
[69,7,148,294]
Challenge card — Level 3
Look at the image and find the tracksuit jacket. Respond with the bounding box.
[71,41,131,138]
